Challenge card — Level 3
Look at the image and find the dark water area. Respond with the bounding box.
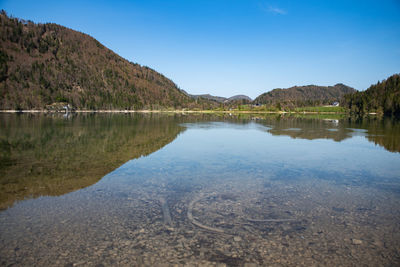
[0,113,400,266]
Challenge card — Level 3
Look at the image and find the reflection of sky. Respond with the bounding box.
[103,122,400,188]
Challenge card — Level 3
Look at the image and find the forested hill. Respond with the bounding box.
[0,11,200,110]
[254,84,356,107]
[189,94,252,104]
[342,74,400,116]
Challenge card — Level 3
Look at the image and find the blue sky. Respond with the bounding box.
[1,0,400,98]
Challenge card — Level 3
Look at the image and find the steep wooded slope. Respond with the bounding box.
[342,74,400,116]
[0,11,195,110]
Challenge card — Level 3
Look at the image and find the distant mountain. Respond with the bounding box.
[0,11,201,110]
[254,84,356,107]
[190,94,227,103]
[228,95,252,102]
[190,94,252,104]
[342,73,400,116]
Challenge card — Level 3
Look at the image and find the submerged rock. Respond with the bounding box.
[233,236,242,242]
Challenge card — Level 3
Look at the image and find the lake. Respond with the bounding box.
[0,113,399,266]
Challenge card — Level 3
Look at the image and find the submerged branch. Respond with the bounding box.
[187,195,225,234]
[159,197,172,227]
[247,218,297,223]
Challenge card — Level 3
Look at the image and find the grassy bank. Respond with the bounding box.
[293,106,346,113]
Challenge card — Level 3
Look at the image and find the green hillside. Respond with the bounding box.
[254,84,356,109]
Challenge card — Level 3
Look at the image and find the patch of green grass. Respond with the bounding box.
[294,106,346,113]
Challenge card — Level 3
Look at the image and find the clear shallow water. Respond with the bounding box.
[0,113,400,266]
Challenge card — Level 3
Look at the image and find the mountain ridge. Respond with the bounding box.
[188,93,252,103]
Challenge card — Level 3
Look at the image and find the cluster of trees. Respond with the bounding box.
[342,74,400,117]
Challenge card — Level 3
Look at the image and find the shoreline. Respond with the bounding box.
[0,109,349,115]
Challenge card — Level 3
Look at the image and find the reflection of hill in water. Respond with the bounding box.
[0,113,185,210]
[258,115,400,153]
[1,113,399,210]
[357,118,400,154]
[261,116,352,142]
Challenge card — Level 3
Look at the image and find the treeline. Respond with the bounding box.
[342,74,400,117]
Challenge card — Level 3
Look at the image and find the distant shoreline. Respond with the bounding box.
[0,109,348,115]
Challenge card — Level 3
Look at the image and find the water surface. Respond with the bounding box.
[0,113,399,266]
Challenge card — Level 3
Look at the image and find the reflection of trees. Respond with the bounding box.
[261,116,352,142]
[1,113,399,210]
[0,113,185,210]
[350,117,400,154]
[257,115,400,153]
